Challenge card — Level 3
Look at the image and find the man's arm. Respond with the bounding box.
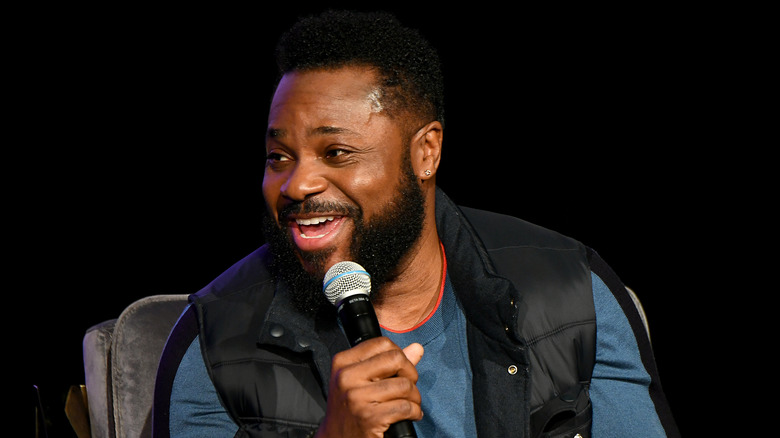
[153,305,237,437]
[588,252,680,437]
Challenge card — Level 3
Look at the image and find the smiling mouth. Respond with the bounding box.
[294,216,342,239]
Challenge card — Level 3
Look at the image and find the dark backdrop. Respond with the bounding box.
[21,4,718,435]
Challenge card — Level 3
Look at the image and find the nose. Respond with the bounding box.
[279,159,328,201]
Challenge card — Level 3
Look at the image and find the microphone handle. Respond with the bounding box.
[385,419,417,438]
[337,295,382,346]
[337,295,419,438]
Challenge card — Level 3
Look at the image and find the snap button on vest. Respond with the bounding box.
[270,324,285,337]
[297,337,311,348]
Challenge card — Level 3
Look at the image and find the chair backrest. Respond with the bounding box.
[626,286,651,343]
[83,294,189,438]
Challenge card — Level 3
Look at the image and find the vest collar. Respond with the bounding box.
[434,188,525,346]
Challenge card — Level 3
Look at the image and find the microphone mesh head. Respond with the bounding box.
[322,261,371,305]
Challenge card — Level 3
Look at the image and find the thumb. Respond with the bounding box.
[402,342,424,366]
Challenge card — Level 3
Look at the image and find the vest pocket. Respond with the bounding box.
[530,383,592,438]
[236,419,319,437]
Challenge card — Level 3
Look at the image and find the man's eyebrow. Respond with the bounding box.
[310,126,360,136]
[267,128,286,139]
[266,126,360,139]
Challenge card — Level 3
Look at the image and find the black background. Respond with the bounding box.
[19,3,745,435]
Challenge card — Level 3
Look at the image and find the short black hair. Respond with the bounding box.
[274,10,445,129]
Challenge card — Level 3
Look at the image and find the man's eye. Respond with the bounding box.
[266,152,290,162]
[325,149,348,159]
[265,152,293,169]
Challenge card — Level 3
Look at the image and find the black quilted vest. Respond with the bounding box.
[191,189,595,437]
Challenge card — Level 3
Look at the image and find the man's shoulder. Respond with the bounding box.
[435,188,583,252]
[192,245,275,303]
[458,206,584,252]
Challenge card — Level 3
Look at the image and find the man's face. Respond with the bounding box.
[262,67,425,309]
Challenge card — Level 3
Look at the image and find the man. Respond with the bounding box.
[153,10,679,437]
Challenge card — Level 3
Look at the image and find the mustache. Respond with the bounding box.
[278,199,361,221]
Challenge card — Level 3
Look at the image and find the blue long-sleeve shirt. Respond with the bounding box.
[168,271,668,437]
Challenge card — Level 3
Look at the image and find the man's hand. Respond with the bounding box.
[315,337,424,438]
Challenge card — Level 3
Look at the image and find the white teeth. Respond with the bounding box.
[296,216,335,226]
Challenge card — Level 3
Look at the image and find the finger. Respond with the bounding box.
[367,397,424,424]
[347,380,424,423]
[348,374,422,406]
[333,337,417,383]
[332,337,401,369]
[338,347,418,385]
[402,343,424,366]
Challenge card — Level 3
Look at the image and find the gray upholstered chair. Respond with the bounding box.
[82,294,189,438]
[76,289,650,437]
[626,286,651,343]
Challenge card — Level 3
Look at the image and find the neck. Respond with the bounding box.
[372,226,444,331]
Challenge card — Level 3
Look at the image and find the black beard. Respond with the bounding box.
[261,161,426,316]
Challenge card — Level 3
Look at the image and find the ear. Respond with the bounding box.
[410,121,443,182]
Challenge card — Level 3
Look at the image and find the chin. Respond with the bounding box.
[295,247,341,281]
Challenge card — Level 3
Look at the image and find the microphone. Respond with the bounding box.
[323,261,418,438]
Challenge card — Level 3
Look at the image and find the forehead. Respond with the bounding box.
[266,66,410,146]
[270,67,382,120]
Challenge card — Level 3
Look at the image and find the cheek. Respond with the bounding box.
[350,171,386,192]
[262,174,282,212]
[344,160,402,207]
